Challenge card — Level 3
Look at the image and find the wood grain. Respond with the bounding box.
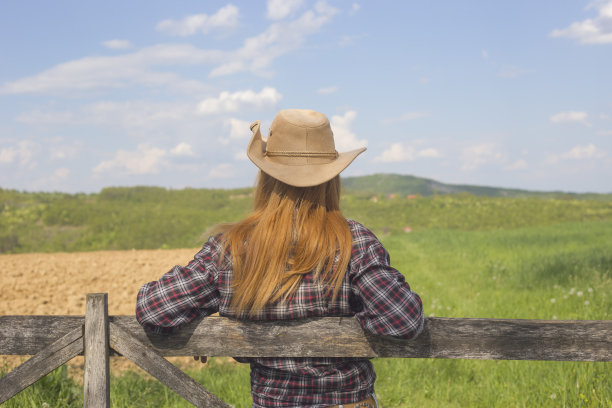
[0,326,83,403]
[0,315,83,355]
[2,315,610,362]
[109,322,230,408]
[83,293,110,408]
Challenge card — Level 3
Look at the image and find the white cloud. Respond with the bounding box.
[597,130,612,135]
[197,87,282,115]
[102,39,132,50]
[382,111,430,124]
[209,1,339,77]
[550,0,612,44]
[16,101,200,140]
[317,86,338,94]
[0,147,17,164]
[99,100,190,126]
[0,44,216,95]
[54,167,70,179]
[81,101,196,137]
[481,49,489,59]
[373,143,413,163]
[267,0,304,20]
[170,142,195,157]
[504,159,528,170]
[156,5,240,36]
[15,102,245,162]
[233,150,249,161]
[350,3,361,15]
[208,163,236,179]
[219,118,251,145]
[418,148,442,158]
[330,110,367,151]
[549,111,590,126]
[93,144,167,175]
[560,143,606,159]
[460,143,505,171]
[0,141,39,166]
[50,144,80,160]
[373,143,442,163]
[1,3,338,94]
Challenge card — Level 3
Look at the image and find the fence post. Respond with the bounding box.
[83,293,110,408]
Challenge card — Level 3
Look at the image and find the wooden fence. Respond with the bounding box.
[1,293,611,407]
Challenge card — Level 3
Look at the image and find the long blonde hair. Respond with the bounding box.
[219,171,352,316]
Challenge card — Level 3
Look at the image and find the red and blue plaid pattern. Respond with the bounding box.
[137,220,424,407]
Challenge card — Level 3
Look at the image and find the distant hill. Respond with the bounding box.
[342,174,612,199]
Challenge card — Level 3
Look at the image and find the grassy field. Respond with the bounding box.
[2,218,610,407]
[1,179,611,406]
[2,184,612,254]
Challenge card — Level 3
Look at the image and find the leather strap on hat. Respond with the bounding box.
[265,150,339,158]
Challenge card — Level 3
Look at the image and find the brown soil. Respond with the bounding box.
[0,248,208,375]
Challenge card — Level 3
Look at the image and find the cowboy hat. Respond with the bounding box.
[247,109,366,187]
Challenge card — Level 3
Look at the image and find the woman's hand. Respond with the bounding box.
[193,356,208,364]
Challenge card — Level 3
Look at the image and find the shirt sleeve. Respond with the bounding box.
[349,222,424,339]
[135,235,223,334]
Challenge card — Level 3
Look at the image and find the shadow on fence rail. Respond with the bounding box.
[1,293,611,407]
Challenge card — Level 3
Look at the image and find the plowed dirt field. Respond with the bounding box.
[1,248,204,373]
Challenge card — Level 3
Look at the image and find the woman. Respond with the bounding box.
[136,109,424,407]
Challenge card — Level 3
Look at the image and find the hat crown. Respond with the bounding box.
[267,109,336,156]
[247,108,366,187]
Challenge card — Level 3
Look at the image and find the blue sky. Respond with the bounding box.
[1,0,611,193]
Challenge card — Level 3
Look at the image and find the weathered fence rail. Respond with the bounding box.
[1,293,611,407]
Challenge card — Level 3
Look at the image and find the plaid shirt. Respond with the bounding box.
[136,219,424,407]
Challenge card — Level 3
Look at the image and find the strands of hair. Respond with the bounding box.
[219,172,352,317]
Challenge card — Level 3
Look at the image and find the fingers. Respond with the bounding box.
[193,356,208,364]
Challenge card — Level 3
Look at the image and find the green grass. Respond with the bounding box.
[0,365,82,407]
[369,221,611,407]
[1,178,610,406]
[2,217,611,406]
[107,363,251,408]
[0,186,254,253]
[2,184,611,254]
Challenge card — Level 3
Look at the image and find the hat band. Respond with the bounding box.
[265,150,339,158]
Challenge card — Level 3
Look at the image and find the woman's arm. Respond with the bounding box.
[135,236,223,333]
[349,222,424,339]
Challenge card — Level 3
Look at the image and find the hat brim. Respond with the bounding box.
[247,121,366,187]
